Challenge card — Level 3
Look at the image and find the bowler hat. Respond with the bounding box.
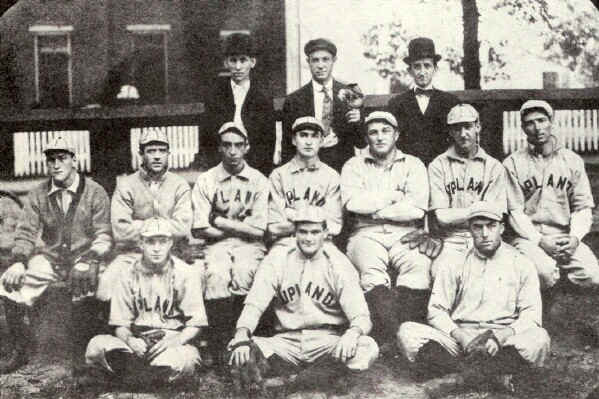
[224,33,255,56]
[304,38,337,57]
[403,37,442,65]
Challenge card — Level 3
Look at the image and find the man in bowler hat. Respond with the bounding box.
[387,37,459,166]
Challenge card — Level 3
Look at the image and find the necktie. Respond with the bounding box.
[321,87,333,136]
[415,87,433,96]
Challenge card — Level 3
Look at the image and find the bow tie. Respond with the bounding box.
[415,87,433,96]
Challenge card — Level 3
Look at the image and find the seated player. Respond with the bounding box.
[85,218,206,389]
[504,100,599,325]
[398,201,550,395]
[227,206,378,396]
[267,116,342,249]
[0,137,112,375]
[428,104,507,278]
[341,111,431,345]
[191,122,269,366]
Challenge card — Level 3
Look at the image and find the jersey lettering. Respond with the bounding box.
[277,281,337,307]
[522,174,572,196]
[284,187,326,207]
[444,177,490,197]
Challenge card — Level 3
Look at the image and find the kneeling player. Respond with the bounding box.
[228,206,378,395]
[398,202,550,394]
[85,218,206,387]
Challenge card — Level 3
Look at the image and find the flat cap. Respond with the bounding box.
[447,104,479,125]
[304,38,337,57]
[468,201,504,222]
[293,205,325,224]
[140,128,169,146]
[141,217,173,238]
[365,111,398,128]
[520,100,553,119]
[218,122,248,139]
[224,32,255,56]
[44,136,75,156]
[292,116,324,134]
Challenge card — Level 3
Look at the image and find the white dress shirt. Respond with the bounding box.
[312,79,333,121]
[48,172,80,214]
[413,83,434,114]
[231,79,250,129]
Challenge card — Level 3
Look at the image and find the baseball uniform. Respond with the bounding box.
[236,245,378,370]
[96,168,192,301]
[86,255,207,381]
[341,149,431,291]
[192,162,268,300]
[504,142,599,289]
[428,146,507,278]
[398,242,550,368]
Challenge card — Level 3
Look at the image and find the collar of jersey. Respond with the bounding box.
[48,172,80,197]
[215,162,251,182]
[136,257,174,276]
[363,148,406,164]
[526,135,561,158]
[290,156,321,173]
[139,166,168,183]
[446,146,488,162]
[472,241,504,261]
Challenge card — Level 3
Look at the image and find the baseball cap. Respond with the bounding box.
[44,136,75,156]
[292,116,324,134]
[365,111,398,128]
[140,217,173,238]
[468,201,504,222]
[304,38,337,57]
[447,104,479,125]
[218,122,248,139]
[139,128,169,146]
[520,100,553,119]
[292,205,326,224]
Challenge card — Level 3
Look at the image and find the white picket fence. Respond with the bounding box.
[503,109,599,155]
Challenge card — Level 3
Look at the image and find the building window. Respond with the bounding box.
[126,24,170,104]
[29,25,73,108]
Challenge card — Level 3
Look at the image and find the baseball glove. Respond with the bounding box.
[69,260,100,302]
[132,327,167,349]
[400,228,444,259]
[229,340,270,397]
[464,329,499,358]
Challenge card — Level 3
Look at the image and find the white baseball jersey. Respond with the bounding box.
[237,245,371,335]
[110,256,208,330]
[192,163,269,233]
[269,157,342,237]
[428,146,507,238]
[503,144,594,230]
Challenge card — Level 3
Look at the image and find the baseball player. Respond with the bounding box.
[398,201,550,395]
[228,206,378,395]
[267,116,342,249]
[428,104,508,278]
[191,121,269,366]
[341,111,431,346]
[97,129,193,301]
[0,137,112,375]
[85,218,206,389]
[503,100,599,321]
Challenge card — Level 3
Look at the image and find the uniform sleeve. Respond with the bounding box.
[267,169,289,227]
[427,263,460,335]
[323,172,343,236]
[335,255,372,335]
[341,159,389,213]
[428,158,450,210]
[481,162,508,213]
[503,156,526,213]
[510,254,542,334]
[243,174,269,232]
[237,256,278,332]
[178,268,209,328]
[569,155,595,213]
[167,181,193,239]
[111,179,144,244]
[405,158,429,210]
[12,191,42,262]
[191,173,212,230]
[109,268,136,327]
[88,184,112,258]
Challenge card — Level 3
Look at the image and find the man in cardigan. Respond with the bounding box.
[281,38,365,172]
[0,136,112,375]
[387,37,460,166]
[198,32,276,176]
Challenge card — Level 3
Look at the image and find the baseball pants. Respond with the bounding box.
[196,237,265,300]
[347,229,432,291]
[96,252,141,301]
[430,235,473,281]
[512,237,599,289]
[398,321,550,368]
[85,330,200,381]
[253,329,379,371]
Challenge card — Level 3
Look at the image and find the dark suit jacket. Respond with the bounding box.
[387,89,460,166]
[281,80,365,172]
[199,77,275,176]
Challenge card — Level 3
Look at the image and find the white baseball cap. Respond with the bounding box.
[447,104,479,125]
[140,217,173,238]
[218,122,248,139]
[293,205,326,224]
[139,128,169,146]
[365,111,398,128]
[520,100,553,119]
[292,116,324,134]
[44,136,75,156]
[468,201,504,222]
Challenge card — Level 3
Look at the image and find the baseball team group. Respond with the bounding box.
[0,32,597,398]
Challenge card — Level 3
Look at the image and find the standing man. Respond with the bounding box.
[192,122,269,366]
[85,218,206,390]
[428,104,507,278]
[0,137,112,375]
[281,38,365,172]
[228,206,378,397]
[97,129,193,301]
[387,37,459,166]
[504,100,599,321]
[341,111,431,346]
[198,32,275,176]
[268,116,342,249]
[398,201,550,395]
